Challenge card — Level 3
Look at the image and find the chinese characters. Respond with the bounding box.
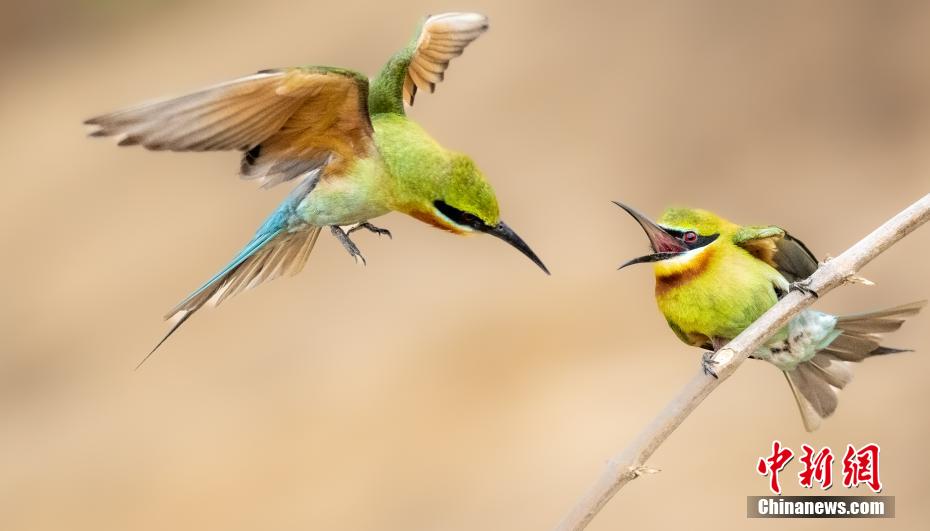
[756,442,882,494]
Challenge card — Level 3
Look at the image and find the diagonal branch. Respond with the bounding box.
[555,193,930,531]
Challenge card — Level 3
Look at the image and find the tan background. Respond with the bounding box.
[2,0,929,530]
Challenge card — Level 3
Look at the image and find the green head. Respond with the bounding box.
[614,202,737,269]
[434,155,500,227]
[656,207,737,236]
[405,154,549,274]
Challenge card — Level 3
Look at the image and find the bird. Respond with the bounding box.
[614,202,924,431]
[85,12,549,366]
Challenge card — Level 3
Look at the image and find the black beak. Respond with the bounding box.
[613,201,686,269]
[483,221,550,275]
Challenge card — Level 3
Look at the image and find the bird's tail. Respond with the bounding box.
[784,300,925,431]
[138,226,322,368]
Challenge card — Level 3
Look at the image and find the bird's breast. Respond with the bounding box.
[653,246,715,296]
[655,247,780,342]
[295,159,392,226]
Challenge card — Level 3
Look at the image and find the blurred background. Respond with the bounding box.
[1,0,929,530]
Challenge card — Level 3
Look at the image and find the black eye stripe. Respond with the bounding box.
[690,233,719,248]
[661,227,719,249]
[434,200,485,229]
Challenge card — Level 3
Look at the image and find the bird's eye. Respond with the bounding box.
[683,231,698,244]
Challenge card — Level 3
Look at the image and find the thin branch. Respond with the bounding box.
[555,193,930,531]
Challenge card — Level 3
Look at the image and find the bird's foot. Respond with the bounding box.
[702,351,719,379]
[348,221,392,239]
[790,278,819,298]
[330,226,366,265]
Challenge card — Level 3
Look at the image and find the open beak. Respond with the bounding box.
[613,201,686,269]
[483,221,550,275]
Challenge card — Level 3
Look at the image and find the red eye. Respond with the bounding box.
[683,231,698,244]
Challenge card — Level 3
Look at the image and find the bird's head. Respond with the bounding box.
[407,155,549,274]
[615,202,736,275]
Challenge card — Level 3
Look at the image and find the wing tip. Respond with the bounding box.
[426,12,489,29]
[117,135,140,147]
[84,116,111,137]
[405,12,486,107]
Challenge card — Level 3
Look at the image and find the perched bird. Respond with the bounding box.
[615,202,924,431]
[86,12,549,365]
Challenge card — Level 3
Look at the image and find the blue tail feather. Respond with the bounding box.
[136,229,281,370]
[137,172,321,368]
[167,229,282,318]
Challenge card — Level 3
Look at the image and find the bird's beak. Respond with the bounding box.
[613,201,686,269]
[484,221,550,275]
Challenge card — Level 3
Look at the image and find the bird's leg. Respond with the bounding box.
[701,352,719,379]
[790,278,819,298]
[348,221,392,239]
[330,226,366,265]
[702,337,730,379]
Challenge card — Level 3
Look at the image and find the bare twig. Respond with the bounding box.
[555,193,930,531]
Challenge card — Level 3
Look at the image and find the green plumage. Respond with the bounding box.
[368,25,421,116]
[370,114,499,226]
[85,12,547,365]
[652,209,789,347]
[617,204,924,430]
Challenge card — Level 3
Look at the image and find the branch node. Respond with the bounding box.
[845,274,875,286]
[631,465,661,477]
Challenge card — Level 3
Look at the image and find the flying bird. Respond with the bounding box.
[615,202,924,431]
[86,13,549,365]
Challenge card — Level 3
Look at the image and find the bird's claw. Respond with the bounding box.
[702,351,719,379]
[330,226,367,265]
[348,222,392,239]
[790,279,819,298]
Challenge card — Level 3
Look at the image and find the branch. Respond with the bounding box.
[555,193,930,531]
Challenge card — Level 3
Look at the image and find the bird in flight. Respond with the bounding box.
[86,13,549,366]
[615,202,923,431]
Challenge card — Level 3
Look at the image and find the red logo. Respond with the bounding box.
[756,440,794,495]
[757,442,882,494]
[798,444,834,490]
[842,443,882,493]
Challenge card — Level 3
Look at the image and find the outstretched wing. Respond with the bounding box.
[85,67,374,188]
[402,12,489,106]
[733,226,820,282]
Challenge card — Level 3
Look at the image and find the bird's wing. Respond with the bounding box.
[85,67,374,188]
[733,226,820,282]
[400,12,489,106]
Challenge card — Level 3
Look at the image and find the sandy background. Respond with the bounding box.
[2,0,929,530]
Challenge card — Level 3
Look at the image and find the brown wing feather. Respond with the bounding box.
[773,233,820,281]
[86,67,374,189]
[735,226,819,282]
[403,13,489,106]
[240,69,375,188]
